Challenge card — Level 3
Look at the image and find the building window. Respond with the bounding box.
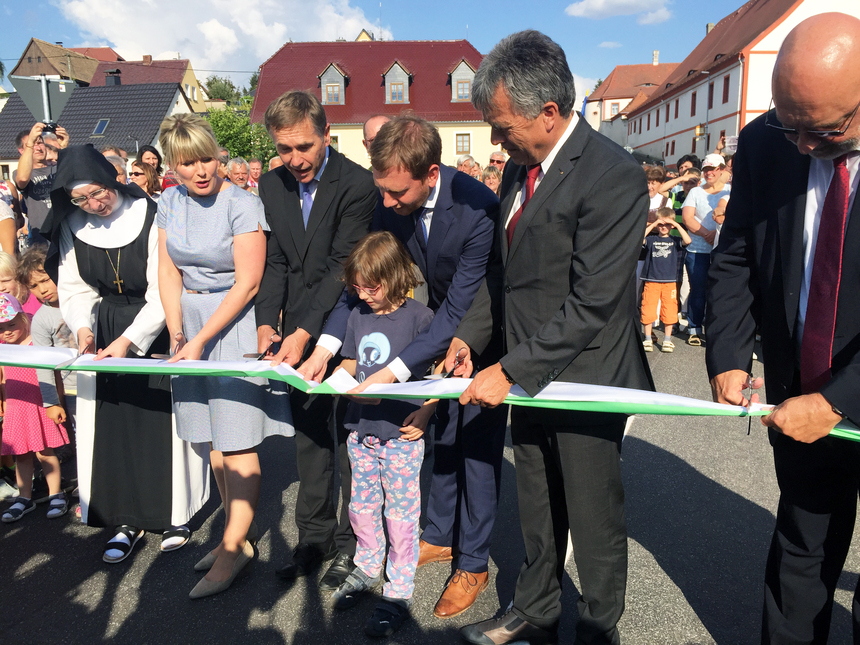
[670,140,675,156]
[666,104,670,121]
[456,133,471,154]
[457,80,470,101]
[656,109,660,128]
[390,83,405,103]
[611,102,620,116]
[647,114,651,130]
[691,92,697,117]
[192,86,197,101]
[330,135,339,152]
[691,136,697,154]
[722,75,730,104]
[708,82,714,110]
[0,165,8,181]
[666,142,670,156]
[37,56,41,63]
[707,134,711,151]
[185,83,190,97]
[92,119,110,135]
[326,84,340,104]
[27,56,32,63]
[674,99,679,119]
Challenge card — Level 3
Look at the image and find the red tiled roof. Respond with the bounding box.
[587,63,679,102]
[628,0,801,117]
[88,59,188,86]
[251,40,484,124]
[68,47,124,62]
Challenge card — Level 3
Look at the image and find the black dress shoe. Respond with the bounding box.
[276,542,337,580]
[319,552,356,591]
[460,610,558,645]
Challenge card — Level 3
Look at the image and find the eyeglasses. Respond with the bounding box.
[489,159,505,165]
[70,187,110,206]
[353,284,381,296]
[765,97,860,139]
[129,172,146,177]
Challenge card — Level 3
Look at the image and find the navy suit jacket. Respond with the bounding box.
[324,164,498,377]
[707,112,860,424]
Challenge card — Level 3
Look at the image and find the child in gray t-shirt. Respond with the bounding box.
[331,231,435,633]
[17,246,77,424]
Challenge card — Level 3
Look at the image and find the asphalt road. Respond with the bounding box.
[2,337,859,644]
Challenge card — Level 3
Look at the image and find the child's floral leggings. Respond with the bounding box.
[347,430,424,600]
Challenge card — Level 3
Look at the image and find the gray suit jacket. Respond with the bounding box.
[458,118,654,398]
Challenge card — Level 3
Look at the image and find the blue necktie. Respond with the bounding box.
[301,180,316,228]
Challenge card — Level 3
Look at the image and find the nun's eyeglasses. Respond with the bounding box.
[765,97,860,139]
[70,187,110,206]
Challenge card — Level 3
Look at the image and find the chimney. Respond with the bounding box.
[143,55,152,65]
[56,42,63,47]
[706,23,715,35]
[652,50,659,66]
[105,69,122,86]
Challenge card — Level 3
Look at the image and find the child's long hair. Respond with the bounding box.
[0,251,30,304]
[342,231,422,305]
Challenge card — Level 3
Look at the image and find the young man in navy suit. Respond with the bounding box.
[301,115,506,618]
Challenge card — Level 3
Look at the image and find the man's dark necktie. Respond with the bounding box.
[507,165,542,246]
[800,154,851,394]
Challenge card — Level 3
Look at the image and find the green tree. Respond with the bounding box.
[248,70,259,92]
[205,104,276,163]
[593,79,603,91]
[205,75,241,103]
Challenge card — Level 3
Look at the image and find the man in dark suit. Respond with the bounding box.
[706,14,860,644]
[451,31,652,645]
[300,114,506,617]
[255,90,377,589]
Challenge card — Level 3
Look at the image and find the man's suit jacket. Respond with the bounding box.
[255,147,377,343]
[458,118,654,398]
[706,113,860,423]
[324,164,498,377]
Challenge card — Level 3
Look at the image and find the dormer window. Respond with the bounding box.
[383,61,411,105]
[319,62,348,105]
[450,59,476,103]
[92,119,109,136]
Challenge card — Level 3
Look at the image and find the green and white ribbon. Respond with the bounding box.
[2,345,856,441]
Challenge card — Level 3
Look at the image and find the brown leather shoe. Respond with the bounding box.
[417,540,453,567]
[433,569,489,618]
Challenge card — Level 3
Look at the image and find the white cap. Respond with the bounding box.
[702,153,725,169]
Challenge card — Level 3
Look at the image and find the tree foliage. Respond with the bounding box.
[204,100,276,163]
[205,75,242,103]
[593,79,603,91]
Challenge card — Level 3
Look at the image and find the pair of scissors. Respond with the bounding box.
[243,335,280,360]
[425,347,468,380]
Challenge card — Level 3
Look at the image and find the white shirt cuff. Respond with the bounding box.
[316,334,343,356]
[387,357,412,383]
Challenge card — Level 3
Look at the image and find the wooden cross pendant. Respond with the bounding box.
[113,277,123,294]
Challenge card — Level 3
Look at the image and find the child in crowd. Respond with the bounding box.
[0,293,70,522]
[641,208,692,353]
[17,245,77,440]
[0,251,41,319]
[0,251,41,493]
[330,231,435,638]
[645,165,671,223]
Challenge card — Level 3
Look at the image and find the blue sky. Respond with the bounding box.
[1,0,750,98]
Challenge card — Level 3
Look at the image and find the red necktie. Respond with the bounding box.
[800,154,851,394]
[507,165,542,246]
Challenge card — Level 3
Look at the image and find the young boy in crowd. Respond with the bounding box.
[641,208,692,353]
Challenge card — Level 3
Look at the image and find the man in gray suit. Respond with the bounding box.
[452,31,653,645]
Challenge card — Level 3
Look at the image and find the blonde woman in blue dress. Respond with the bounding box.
[156,114,293,599]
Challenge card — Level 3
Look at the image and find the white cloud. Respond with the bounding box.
[638,7,672,24]
[565,0,672,24]
[599,41,623,48]
[54,0,392,86]
[573,73,599,102]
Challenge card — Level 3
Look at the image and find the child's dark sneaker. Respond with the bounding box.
[331,568,382,610]
[364,599,410,638]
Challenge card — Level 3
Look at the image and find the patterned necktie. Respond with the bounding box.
[800,154,851,394]
[507,165,542,246]
[301,179,316,228]
[414,210,427,252]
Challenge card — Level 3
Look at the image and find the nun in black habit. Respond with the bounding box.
[42,145,209,563]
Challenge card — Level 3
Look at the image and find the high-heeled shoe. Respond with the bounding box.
[189,539,254,599]
[193,520,258,571]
